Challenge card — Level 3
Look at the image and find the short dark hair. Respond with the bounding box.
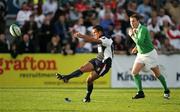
[130,14,140,21]
[93,25,104,33]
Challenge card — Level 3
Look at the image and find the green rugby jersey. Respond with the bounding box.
[131,24,154,54]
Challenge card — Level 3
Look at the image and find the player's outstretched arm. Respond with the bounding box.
[73,32,101,44]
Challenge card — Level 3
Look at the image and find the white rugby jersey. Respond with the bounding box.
[97,36,114,62]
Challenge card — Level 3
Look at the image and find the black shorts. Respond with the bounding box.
[89,58,112,76]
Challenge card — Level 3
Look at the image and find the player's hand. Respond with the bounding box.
[73,32,82,38]
[69,28,79,38]
[131,47,137,54]
[128,28,134,37]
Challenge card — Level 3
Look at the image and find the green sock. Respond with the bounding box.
[158,75,168,91]
[133,74,143,91]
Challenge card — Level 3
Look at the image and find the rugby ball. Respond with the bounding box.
[9,24,21,37]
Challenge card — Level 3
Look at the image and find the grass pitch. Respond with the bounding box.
[0,88,180,112]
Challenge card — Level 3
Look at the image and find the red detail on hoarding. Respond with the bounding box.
[0,56,57,75]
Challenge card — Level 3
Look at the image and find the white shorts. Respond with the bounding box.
[134,49,158,69]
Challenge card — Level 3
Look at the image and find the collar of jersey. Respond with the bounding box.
[135,23,141,33]
[99,35,105,38]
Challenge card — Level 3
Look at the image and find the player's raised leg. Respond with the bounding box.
[151,66,170,99]
[83,71,100,102]
[56,62,94,83]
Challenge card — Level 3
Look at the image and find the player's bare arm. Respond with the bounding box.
[73,32,102,44]
[131,46,137,54]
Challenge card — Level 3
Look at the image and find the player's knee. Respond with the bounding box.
[153,73,160,78]
[131,71,138,75]
[79,66,85,72]
[86,77,93,85]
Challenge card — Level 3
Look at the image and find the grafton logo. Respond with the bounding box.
[0,56,57,74]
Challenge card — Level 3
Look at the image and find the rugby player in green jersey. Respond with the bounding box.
[128,14,170,99]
